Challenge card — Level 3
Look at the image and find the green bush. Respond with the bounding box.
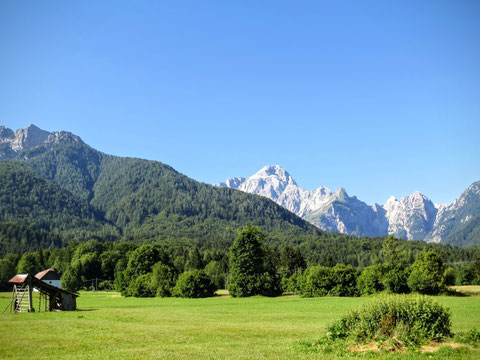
[258,271,283,297]
[151,262,177,297]
[227,225,281,297]
[455,328,480,346]
[127,273,156,297]
[442,267,456,287]
[172,270,215,298]
[281,272,301,293]
[61,266,83,292]
[297,264,359,297]
[357,264,384,295]
[98,280,114,290]
[408,250,446,295]
[382,267,410,294]
[204,260,226,290]
[328,295,452,347]
[298,265,333,297]
[330,264,359,297]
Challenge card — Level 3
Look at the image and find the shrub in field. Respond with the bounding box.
[127,273,156,297]
[455,328,480,346]
[458,255,480,285]
[172,270,216,298]
[98,280,114,290]
[204,260,226,290]
[442,267,456,287]
[126,245,167,278]
[407,250,446,295]
[151,262,177,297]
[281,272,302,293]
[382,266,410,294]
[297,264,359,297]
[298,265,333,297]
[228,225,281,297]
[0,254,17,291]
[330,264,359,297]
[357,264,384,295]
[327,295,452,347]
[61,266,83,292]
[258,270,283,297]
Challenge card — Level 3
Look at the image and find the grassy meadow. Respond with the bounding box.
[1,291,480,359]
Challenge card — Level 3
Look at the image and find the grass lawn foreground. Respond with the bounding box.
[1,291,480,359]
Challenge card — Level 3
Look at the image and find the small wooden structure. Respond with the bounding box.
[35,268,62,288]
[7,273,78,313]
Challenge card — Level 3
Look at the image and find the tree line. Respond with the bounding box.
[1,226,479,297]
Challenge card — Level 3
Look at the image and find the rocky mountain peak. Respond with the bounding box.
[216,176,246,189]
[216,165,479,244]
[12,124,51,151]
[383,191,438,240]
[0,126,15,139]
[384,195,397,207]
[334,187,348,200]
[252,165,297,187]
[0,124,84,160]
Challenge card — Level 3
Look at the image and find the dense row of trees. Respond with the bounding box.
[1,226,479,297]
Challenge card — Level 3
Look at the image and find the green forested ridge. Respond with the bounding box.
[0,129,478,277]
[0,134,321,252]
[0,222,62,254]
[19,133,104,202]
[445,213,480,248]
[0,161,115,231]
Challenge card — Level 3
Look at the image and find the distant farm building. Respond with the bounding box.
[5,272,78,313]
[35,268,61,288]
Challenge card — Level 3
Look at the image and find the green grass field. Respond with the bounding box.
[1,291,479,359]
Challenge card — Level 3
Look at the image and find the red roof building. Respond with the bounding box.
[35,268,61,288]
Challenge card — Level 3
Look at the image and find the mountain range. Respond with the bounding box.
[0,125,322,253]
[0,125,478,252]
[217,165,480,246]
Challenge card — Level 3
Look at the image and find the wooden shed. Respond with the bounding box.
[35,268,62,288]
[6,273,78,313]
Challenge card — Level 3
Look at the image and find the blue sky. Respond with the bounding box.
[1,1,479,205]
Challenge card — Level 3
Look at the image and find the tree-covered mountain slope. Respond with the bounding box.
[0,125,322,249]
[0,162,118,243]
[443,213,480,248]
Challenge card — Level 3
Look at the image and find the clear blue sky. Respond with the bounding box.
[1,1,479,205]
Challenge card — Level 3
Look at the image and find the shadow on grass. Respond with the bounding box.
[442,289,468,297]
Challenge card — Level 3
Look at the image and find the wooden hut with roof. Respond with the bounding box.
[35,268,62,288]
[5,271,78,313]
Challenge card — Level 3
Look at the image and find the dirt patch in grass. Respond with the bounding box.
[348,340,471,354]
[348,340,407,353]
[420,341,471,353]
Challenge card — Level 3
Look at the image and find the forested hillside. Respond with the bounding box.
[0,128,322,253]
[0,162,118,246]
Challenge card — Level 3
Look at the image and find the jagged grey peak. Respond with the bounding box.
[217,165,332,217]
[305,187,389,237]
[383,192,438,240]
[0,124,83,160]
[216,166,389,236]
[216,176,246,189]
[216,165,479,242]
[427,181,480,243]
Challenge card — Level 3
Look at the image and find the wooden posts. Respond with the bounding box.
[27,277,33,312]
[9,273,78,313]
